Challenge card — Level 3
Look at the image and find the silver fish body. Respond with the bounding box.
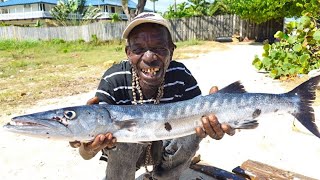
[4,76,320,142]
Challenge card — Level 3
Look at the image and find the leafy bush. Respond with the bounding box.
[253,15,320,79]
[110,13,121,22]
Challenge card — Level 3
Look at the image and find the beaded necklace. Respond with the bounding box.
[131,66,164,105]
[131,66,164,173]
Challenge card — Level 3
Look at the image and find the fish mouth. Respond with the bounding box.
[3,116,72,140]
[7,120,48,128]
[4,116,68,131]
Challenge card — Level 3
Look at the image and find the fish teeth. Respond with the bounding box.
[10,121,24,126]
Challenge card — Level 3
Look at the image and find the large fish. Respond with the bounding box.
[3,76,320,142]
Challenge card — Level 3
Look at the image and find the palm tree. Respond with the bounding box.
[50,0,101,26]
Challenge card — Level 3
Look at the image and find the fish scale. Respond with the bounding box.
[3,75,320,142]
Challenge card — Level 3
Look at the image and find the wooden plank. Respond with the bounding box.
[233,160,317,180]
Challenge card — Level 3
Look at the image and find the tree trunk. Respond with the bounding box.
[121,0,132,21]
[135,0,147,16]
[122,0,147,21]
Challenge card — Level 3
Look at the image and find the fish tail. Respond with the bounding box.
[288,75,320,138]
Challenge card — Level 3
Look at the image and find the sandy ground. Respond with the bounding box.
[1,43,320,179]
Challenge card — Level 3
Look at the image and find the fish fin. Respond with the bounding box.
[233,120,259,129]
[114,120,137,130]
[288,75,320,138]
[218,81,246,93]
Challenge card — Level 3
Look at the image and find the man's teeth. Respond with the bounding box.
[142,68,159,75]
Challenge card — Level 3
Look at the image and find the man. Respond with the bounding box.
[71,12,235,180]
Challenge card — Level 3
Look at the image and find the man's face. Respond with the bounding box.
[127,24,171,89]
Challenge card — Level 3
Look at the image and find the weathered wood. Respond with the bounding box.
[233,160,317,180]
[0,15,283,42]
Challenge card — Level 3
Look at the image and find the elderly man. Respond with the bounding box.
[71,12,235,180]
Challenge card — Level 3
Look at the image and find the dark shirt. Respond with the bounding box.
[95,60,202,105]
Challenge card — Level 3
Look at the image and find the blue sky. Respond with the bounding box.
[133,0,185,13]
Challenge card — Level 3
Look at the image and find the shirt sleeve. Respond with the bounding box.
[95,75,117,105]
[181,66,202,100]
[95,61,132,105]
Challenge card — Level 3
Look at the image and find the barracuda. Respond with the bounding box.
[3,75,320,142]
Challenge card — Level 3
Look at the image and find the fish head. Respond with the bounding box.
[3,105,113,142]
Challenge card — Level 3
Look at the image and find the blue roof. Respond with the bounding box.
[86,0,137,9]
[0,0,137,8]
[0,0,58,7]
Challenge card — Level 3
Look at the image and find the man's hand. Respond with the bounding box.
[69,97,117,153]
[83,133,117,153]
[195,86,235,140]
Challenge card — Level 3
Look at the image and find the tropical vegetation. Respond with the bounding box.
[223,0,320,23]
[252,15,320,79]
[164,0,230,19]
[50,0,102,26]
[163,0,320,23]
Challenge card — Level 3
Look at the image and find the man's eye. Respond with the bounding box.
[153,48,169,55]
[132,48,145,54]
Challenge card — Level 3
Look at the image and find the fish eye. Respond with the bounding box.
[64,111,76,120]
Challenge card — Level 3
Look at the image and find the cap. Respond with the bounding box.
[122,12,170,39]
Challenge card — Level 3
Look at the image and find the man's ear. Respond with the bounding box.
[169,47,174,61]
[125,45,129,55]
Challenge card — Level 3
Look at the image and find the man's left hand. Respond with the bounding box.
[195,114,235,139]
[195,86,235,140]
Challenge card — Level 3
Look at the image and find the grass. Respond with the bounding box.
[0,39,222,118]
[0,39,126,116]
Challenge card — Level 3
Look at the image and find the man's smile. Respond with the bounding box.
[141,67,160,76]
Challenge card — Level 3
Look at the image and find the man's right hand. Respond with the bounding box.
[69,97,117,155]
[83,133,117,152]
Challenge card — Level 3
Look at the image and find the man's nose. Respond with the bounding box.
[142,50,157,63]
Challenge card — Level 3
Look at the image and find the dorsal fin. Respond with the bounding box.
[218,81,246,93]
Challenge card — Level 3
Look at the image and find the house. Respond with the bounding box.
[0,0,139,26]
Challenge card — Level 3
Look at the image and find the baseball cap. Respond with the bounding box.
[122,12,170,39]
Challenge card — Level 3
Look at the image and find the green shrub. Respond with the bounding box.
[50,38,66,44]
[253,15,320,79]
